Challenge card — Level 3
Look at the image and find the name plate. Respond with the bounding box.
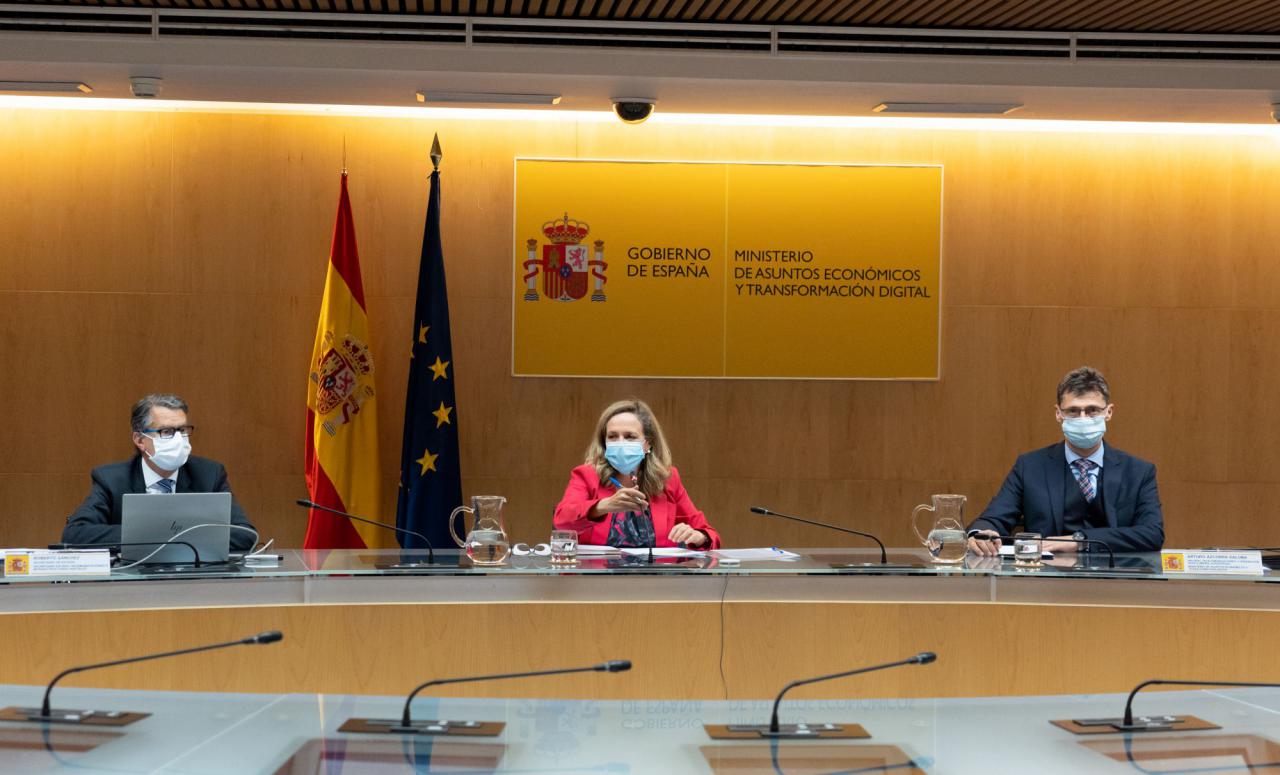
[2,549,112,577]
[1161,550,1264,576]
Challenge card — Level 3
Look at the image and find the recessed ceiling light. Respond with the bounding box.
[873,102,1022,115]
[415,91,561,106]
[0,81,92,94]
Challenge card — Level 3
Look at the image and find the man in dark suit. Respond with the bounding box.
[967,367,1164,555]
[63,393,257,552]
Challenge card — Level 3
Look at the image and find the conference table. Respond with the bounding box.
[2,683,1279,773]
[0,548,1274,704]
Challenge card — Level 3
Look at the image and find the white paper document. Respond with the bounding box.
[619,547,708,558]
[576,544,622,556]
[710,548,802,561]
[998,546,1054,560]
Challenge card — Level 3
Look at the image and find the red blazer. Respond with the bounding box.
[553,464,721,549]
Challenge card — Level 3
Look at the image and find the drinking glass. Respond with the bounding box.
[1013,532,1043,568]
[550,530,579,565]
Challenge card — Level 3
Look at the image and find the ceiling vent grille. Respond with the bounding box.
[470,21,772,51]
[0,6,151,35]
[4,6,1280,62]
[1075,35,1280,62]
[777,30,1070,58]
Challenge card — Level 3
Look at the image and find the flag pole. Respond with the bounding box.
[430,133,442,171]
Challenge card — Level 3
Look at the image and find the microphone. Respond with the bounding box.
[637,475,655,564]
[979,534,1132,571]
[750,506,905,567]
[608,475,657,563]
[0,631,284,726]
[711,652,936,739]
[1065,537,1116,568]
[296,498,435,564]
[340,660,632,736]
[49,541,203,567]
[1117,679,1280,731]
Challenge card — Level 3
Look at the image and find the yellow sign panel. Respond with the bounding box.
[513,159,942,379]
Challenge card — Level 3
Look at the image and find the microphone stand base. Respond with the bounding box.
[1049,715,1219,735]
[828,563,921,571]
[373,563,445,571]
[704,722,870,740]
[136,563,239,575]
[0,706,149,727]
[338,717,505,737]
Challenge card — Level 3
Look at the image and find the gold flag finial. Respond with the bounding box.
[430,133,442,171]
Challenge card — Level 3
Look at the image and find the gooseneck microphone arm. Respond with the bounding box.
[982,534,1116,568]
[40,631,283,718]
[401,660,632,727]
[1122,679,1280,726]
[769,652,936,733]
[750,506,888,564]
[296,499,434,563]
[1056,537,1116,569]
[50,541,202,567]
[635,475,654,563]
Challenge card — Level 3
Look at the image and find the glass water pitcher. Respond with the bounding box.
[449,495,512,566]
[911,493,968,565]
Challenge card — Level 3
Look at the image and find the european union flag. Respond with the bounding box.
[396,138,462,550]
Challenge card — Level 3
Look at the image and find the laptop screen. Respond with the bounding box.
[120,493,233,564]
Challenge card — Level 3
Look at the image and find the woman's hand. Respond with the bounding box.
[669,523,707,547]
[597,486,649,514]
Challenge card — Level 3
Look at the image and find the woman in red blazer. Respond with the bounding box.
[553,399,721,549]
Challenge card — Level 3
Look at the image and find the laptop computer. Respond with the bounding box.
[120,492,233,564]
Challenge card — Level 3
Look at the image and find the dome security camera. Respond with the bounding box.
[612,98,656,124]
[130,76,163,99]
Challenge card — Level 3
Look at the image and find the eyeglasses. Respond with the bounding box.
[1059,407,1107,419]
[511,543,551,557]
[141,425,195,439]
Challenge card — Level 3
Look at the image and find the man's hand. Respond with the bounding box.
[1043,537,1079,554]
[967,530,1002,556]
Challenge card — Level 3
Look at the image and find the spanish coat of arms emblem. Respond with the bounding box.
[310,332,375,436]
[522,213,607,302]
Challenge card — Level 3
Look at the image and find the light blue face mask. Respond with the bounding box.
[1062,416,1106,449]
[605,441,647,475]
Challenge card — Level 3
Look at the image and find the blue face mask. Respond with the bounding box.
[605,441,646,476]
[1062,416,1106,449]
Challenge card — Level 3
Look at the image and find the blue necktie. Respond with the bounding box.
[153,478,174,494]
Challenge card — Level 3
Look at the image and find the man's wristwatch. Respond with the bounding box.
[1071,531,1088,551]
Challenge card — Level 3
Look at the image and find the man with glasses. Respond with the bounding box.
[62,393,257,550]
[967,367,1164,555]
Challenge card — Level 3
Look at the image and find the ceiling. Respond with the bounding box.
[5,1,1280,123]
[19,0,1280,34]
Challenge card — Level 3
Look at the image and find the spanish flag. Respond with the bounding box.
[304,173,389,549]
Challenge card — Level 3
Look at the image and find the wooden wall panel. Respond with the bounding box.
[1,107,1278,552]
[0,110,174,295]
[0,600,1268,700]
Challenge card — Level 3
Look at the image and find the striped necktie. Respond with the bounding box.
[153,478,175,494]
[1071,459,1096,502]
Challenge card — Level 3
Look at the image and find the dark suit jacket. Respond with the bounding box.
[969,443,1165,553]
[63,455,257,551]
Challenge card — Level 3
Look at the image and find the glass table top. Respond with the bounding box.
[2,684,1278,773]
[3,546,1275,585]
